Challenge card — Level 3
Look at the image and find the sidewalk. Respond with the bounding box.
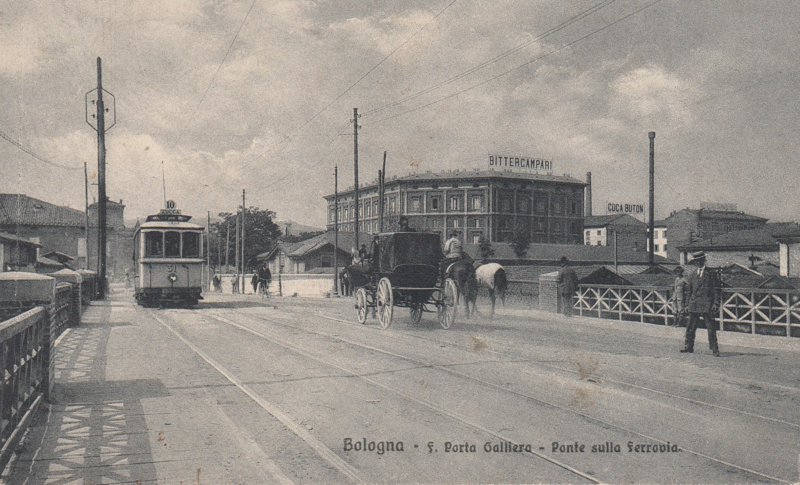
[2,292,286,485]
[498,306,800,353]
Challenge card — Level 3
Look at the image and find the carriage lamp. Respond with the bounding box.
[168,273,178,283]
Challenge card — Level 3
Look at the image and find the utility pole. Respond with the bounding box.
[85,57,115,299]
[353,108,360,250]
[207,211,211,291]
[241,189,246,292]
[648,131,656,267]
[379,151,386,233]
[225,219,230,271]
[235,214,240,292]
[333,165,339,296]
[83,162,89,269]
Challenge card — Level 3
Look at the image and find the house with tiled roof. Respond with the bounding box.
[676,222,800,271]
[0,194,134,278]
[257,232,356,274]
[0,232,41,272]
[664,208,768,260]
[583,214,647,252]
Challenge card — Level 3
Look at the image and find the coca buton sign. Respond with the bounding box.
[488,155,552,172]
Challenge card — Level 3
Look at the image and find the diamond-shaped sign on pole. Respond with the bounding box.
[85,88,116,133]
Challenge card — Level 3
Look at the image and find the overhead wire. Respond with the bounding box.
[0,130,83,171]
[278,0,460,143]
[363,0,664,127]
[169,0,258,152]
[364,0,618,117]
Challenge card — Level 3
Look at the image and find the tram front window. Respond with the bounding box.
[183,232,200,258]
[145,232,163,257]
[165,231,181,257]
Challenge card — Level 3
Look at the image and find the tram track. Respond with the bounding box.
[293,304,800,429]
[218,304,792,484]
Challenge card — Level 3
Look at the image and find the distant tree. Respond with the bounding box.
[210,207,281,272]
[510,230,531,264]
[478,236,495,260]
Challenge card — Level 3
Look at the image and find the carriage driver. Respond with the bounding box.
[443,230,463,261]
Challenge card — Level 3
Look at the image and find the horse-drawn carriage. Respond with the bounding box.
[348,232,458,329]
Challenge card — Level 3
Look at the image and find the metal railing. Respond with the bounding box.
[574,284,800,337]
[0,307,48,469]
[54,284,73,337]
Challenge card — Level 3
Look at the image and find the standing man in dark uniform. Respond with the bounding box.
[681,251,722,356]
[557,256,578,317]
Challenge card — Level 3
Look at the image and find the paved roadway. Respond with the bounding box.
[6,289,800,484]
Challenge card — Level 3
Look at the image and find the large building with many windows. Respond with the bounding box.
[324,169,587,244]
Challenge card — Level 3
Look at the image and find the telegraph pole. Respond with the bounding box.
[83,162,89,269]
[241,189,246,291]
[85,57,115,299]
[353,108,360,250]
[333,165,339,296]
[379,151,386,233]
[648,131,656,267]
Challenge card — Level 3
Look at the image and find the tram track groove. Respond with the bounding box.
[206,311,602,484]
[302,307,800,428]
[146,309,366,485]
[225,305,791,484]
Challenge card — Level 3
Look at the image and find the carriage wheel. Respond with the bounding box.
[355,288,369,324]
[438,278,457,329]
[409,302,423,324]
[376,278,394,329]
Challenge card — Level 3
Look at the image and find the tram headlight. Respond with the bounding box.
[168,272,178,283]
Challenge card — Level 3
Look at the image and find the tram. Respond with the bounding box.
[133,201,205,306]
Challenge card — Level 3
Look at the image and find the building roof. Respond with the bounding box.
[0,194,85,227]
[583,214,645,228]
[325,169,586,198]
[257,232,358,260]
[0,232,42,247]
[678,222,800,251]
[465,241,675,265]
[666,208,768,223]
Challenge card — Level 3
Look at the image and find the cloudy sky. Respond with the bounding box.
[1,0,798,227]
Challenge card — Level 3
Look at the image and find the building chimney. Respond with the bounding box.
[585,172,592,216]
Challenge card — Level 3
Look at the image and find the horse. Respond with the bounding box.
[445,259,479,318]
[474,262,508,317]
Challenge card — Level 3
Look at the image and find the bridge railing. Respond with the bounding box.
[574,284,800,337]
[0,274,82,471]
[0,307,48,466]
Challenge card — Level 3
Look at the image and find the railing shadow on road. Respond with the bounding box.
[5,304,170,485]
[8,379,170,485]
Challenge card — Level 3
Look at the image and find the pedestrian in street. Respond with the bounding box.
[212,274,222,292]
[251,273,259,294]
[231,275,239,294]
[556,256,578,317]
[681,251,722,356]
[669,266,689,327]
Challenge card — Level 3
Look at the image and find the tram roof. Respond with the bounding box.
[137,220,204,231]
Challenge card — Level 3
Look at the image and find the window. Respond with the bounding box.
[450,196,461,211]
[365,202,371,216]
[472,234,481,244]
[389,197,396,214]
[165,231,181,257]
[145,232,163,257]
[663,244,667,252]
[596,241,602,246]
[432,218,442,228]
[471,195,482,210]
[431,196,440,211]
[585,230,590,237]
[183,232,200,257]
[411,196,422,212]
[452,219,460,228]
[597,230,601,236]
[654,244,659,252]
